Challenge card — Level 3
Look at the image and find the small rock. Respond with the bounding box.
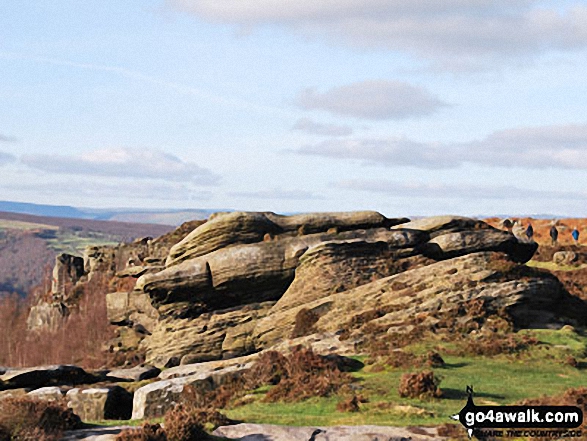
[67,386,133,421]
[27,386,65,401]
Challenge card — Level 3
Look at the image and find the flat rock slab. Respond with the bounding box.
[214,424,446,440]
[28,386,65,401]
[61,426,136,441]
[0,365,95,390]
[106,365,161,382]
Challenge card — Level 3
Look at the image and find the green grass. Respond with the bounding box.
[225,329,587,427]
[526,260,587,272]
[89,329,587,429]
[45,231,120,254]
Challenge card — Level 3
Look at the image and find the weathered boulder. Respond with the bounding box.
[213,424,445,441]
[270,238,431,314]
[553,251,578,265]
[253,252,587,349]
[143,302,274,367]
[421,229,537,263]
[0,365,95,390]
[67,386,133,421]
[159,354,257,380]
[166,211,407,266]
[27,386,65,401]
[132,364,251,420]
[105,365,161,382]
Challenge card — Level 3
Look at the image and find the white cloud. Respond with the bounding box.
[296,81,446,120]
[297,122,587,170]
[291,118,353,136]
[229,188,323,200]
[297,137,453,169]
[21,148,220,185]
[168,0,587,69]
[1,178,213,202]
[334,179,587,201]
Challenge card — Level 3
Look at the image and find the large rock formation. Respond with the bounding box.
[25,211,587,369]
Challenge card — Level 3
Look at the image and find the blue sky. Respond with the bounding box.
[1,0,587,217]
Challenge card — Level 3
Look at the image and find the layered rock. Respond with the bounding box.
[166,211,405,266]
[143,302,274,367]
[252,251,586,349]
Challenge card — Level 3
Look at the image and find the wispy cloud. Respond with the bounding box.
[229,188,323,200]
[0,52,294,118]
[1,179,213,202]
[297,122,587,170]
[334,179,587,201]
[0,135,17,143]
[0,151,16,165]
[21,148,220,185]
[296,80,446,120]
[169,0,587,70]
[291,118,353,136]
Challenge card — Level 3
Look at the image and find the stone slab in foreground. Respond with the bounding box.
[213,423,447,440]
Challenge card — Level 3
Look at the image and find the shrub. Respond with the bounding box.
[116,423,167,441]
[0,397,81,441]
[398,371,442,399]
[336,395,360,412]
[247,347,353,403]
[164,405,213,441]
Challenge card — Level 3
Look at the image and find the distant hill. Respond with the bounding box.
[0,200,226,226]
[0,211,176,297]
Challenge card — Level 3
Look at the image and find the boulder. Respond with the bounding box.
[67,386,133,421]
[253,252,587,349]
[27,386,65,401]
[213,424,445,441]
[159,354,257,380]
[105,365,161,382]
[0,365,95,390]
[553,251,578,265]
[270,238,431,314]
[143,302,274,367]
[132,364,251,420]
[421,229,537,263]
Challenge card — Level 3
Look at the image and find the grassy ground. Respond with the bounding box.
[526,259,587,272]
[90,328,587,431]
[225,328,587,427]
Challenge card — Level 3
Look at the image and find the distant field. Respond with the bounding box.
[0,219,58,231]
[0,211,176,296]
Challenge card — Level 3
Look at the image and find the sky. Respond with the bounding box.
[1,1,587,217]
